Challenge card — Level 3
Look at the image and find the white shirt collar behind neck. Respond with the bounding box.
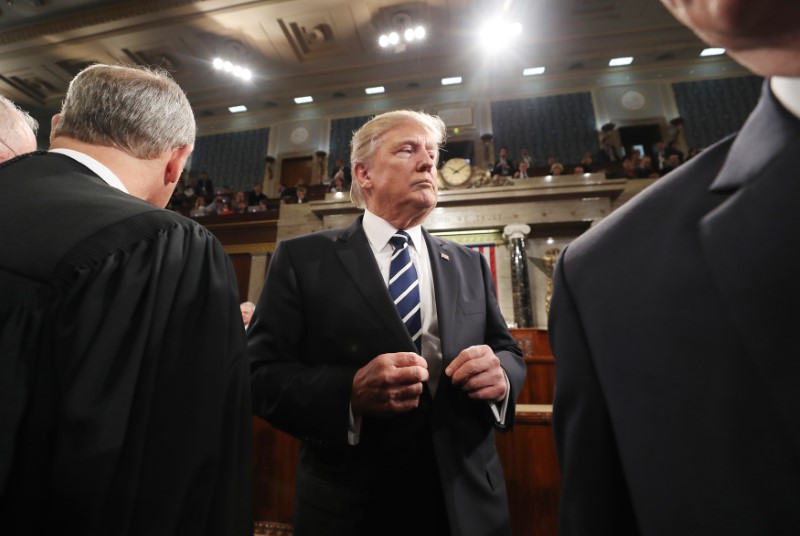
[49,148,129,194]
[771,77,800,120]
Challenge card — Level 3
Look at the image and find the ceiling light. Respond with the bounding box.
[365,86,385,95]
[228,105,247,113]
[546,237,555,245]
[479,20,524,51]
[294,96,313,104]
[609,57,634,66]
[700,47,726,57]
[523,66,546,76]
[380,25,425,49]
[441,76,462,86]
[213,57,254,81]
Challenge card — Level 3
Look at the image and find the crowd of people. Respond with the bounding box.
[491,138,697,181]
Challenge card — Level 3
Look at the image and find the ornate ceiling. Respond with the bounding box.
[0,0,747,133]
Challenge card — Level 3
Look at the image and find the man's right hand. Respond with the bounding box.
[351,353,428,416]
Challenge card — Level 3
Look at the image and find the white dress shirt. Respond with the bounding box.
[772,77,800,120]
[49,148,129,194]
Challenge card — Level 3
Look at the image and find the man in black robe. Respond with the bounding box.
[0,64,252,535]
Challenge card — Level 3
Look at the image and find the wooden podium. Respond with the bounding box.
[252,328,560,535]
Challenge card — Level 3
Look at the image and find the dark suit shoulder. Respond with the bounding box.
[564,133,736,270]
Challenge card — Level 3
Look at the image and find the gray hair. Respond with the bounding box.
[349,110,446,208]
[0,94,38,155]
[53,64,195,160]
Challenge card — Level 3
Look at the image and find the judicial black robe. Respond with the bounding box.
[0,152,252,535]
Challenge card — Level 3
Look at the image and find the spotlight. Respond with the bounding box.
[213,58,224,69]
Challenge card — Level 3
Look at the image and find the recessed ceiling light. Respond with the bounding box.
[365,86,385,95]
[523,66,545,76]
[609,57,634,67]
[700,47,726,57]
[294,96,313,104]
[441,76,462,86]
[228,105,247,113]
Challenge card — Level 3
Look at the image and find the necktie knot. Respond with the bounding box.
[389,231,410,250]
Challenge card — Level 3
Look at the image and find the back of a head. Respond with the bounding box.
[0,95,38,161]
[52,64,195,160]
[349,109,446,208]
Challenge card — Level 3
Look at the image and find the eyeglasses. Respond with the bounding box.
[0,137,17,157]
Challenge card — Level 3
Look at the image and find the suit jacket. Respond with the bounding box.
[0,152,252,535]
[249,218,526,536]
[549,83,800,535]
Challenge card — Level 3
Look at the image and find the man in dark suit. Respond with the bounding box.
[0,64,252,535]
[549,1,800,534]
[330,158,352,186]
[594,135,620,163]
[249,110,526,536]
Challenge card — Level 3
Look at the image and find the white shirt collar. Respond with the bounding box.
[49,148,129,194]
[362,209,424,253]
[771,77,800,120]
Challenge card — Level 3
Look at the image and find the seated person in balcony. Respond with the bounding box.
[190,196,210,217]
[514,160,531,178]
[579,151,594,172]
[492,147,515,176]
[635,155,658,178]
[233,191,248,213]
[550,162,565,176]
[329,172,347,192]
[295,186,308,204]
[247,182,268,206]
[621,158,637,179]
[572,165,586,175]
[518,147,533,168]
[660,154,682,176]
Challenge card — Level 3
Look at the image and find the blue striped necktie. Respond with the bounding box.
[388,231,422,353]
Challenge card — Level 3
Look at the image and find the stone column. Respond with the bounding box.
[503,224,533,328]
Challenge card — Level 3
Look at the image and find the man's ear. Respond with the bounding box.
[164,145,193,185]
[353,162,371,191]
[49,114,61,144]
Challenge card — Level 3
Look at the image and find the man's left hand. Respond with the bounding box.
[445,345,507,402]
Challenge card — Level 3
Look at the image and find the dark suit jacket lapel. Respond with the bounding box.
[334,217,415,349]
[698,82,800,448]
[424,230,458,366]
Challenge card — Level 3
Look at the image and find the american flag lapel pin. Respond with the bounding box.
[440,252,450,261]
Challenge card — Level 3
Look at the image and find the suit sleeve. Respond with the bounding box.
[549,246,638,535]
[248,240,357,447]
[478,252,526,431]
